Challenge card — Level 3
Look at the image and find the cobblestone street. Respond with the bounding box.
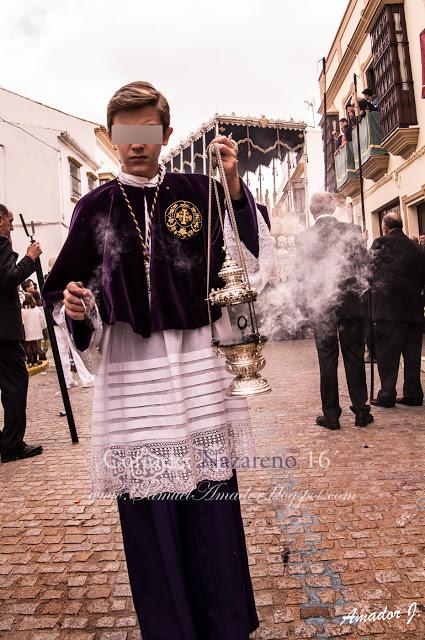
[1,338,425,640]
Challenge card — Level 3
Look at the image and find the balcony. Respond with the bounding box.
[352,111,389,181]
[335,142,360,197]
[381,126,419,159]
[367,4,419,159]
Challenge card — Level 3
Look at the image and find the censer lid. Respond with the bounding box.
[209,252,257,307]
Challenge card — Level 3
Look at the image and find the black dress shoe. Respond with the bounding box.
[316,416,340,430]
[370,399,395,408]
[355,413,374,427]
[1,444,43,463]
[396,397,423,406]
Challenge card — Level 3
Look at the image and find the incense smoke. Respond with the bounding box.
[166,236,204,278]
[257,223,371,340]
[87,209,206,290]
[86,209,132,295]
[81,200,373,346]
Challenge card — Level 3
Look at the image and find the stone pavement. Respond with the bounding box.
[1,338,425,640]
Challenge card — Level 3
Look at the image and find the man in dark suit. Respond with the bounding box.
[0,204,43,462]
[294,192,372,430]
[371,212,425,407]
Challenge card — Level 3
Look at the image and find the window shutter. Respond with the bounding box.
[322,115,337,193]
[370,4,417,139]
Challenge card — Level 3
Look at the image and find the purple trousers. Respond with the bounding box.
[117,470,259,640]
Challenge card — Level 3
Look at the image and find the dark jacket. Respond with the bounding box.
[294,217,368,323]
[0,236,36,341]
[371,229,425,322]
[359,98,378,113]
[345,123,353,143]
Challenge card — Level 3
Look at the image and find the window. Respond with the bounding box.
[321,114,337,193]
[69,158,81,199]
[99,172,116,185]
[365,63,377,98]
[374,198,401,236]
[87,173,98,191]
[292,182,306,215]
[343,94,353,111]
[417,202,425,236]
[369,4,417,139]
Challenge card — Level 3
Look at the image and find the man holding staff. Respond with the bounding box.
[0,204,43,462]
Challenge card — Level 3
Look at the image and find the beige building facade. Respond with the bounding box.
[319,0,425,241]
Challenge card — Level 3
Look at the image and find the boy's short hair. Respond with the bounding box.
[107,81,170,134]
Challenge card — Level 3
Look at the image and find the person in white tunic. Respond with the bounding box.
[43,81,275,640]
[21,293,47,366]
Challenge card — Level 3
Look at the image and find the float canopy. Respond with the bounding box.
[162,114,306,177]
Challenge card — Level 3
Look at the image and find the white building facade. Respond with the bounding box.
[0,86,119,272]
[274,128,325,228]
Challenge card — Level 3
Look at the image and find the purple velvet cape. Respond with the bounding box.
[42,172,260,345]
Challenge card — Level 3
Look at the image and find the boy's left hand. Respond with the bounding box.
[210,135,242,200]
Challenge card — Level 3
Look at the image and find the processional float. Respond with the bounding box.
[162,113,306,208]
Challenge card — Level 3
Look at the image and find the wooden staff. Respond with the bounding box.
[19,215,78,443]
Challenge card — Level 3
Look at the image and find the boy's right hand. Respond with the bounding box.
[63,281,95,320]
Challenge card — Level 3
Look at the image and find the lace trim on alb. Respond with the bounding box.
[91,419,255,499]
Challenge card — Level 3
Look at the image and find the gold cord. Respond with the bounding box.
[117,165,163,293]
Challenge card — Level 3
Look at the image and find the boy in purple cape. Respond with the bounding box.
[43,81,274,640]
